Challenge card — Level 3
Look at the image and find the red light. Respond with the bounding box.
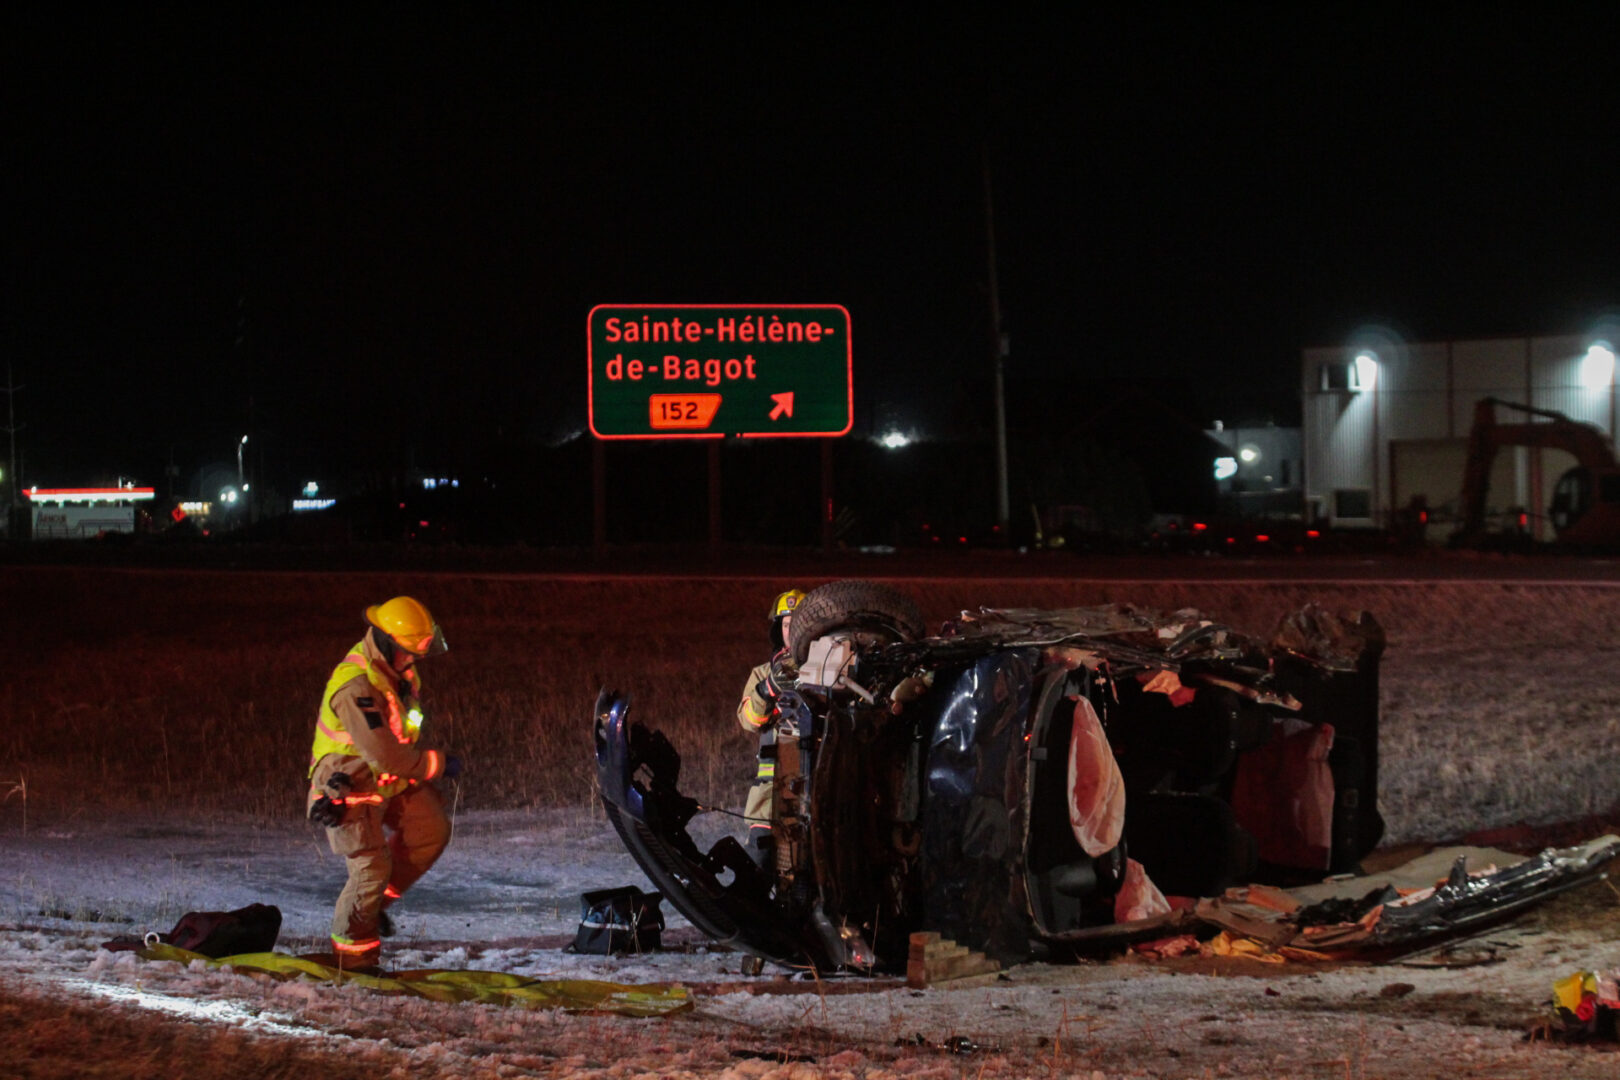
[1306,529,1320,539]
[1225,536,1236,545]
[398,502,406,509]
[1518,512,1529,528]
[932,536,940,543]
[170,506,187,522]
[1255,534,1270,543]
[958,536,967,544]
[1419,511,1428,524]
[991,525,1000,532]
[418,520,429,528]
[1168,521,1179,530]
[1193,522,1208,532]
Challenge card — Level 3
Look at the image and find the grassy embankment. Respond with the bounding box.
[2,566,1617,841]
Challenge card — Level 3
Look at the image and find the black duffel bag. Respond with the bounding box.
[569,886,664,955]
[103,902,282,958]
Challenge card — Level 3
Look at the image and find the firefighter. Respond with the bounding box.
[306,596,460,970]
[736,588,804,865]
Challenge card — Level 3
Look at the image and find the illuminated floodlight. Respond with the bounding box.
[1353,351,1379,392]
[25,486,155,503]
[878,431,912,450]
[1238,445,1261,464]
[1581,342,1615,390]
[220,488,238,504]
[1213,456,1238,480]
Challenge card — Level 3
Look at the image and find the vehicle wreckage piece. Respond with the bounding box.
[594,586,1407,973]
[1196,835,1620,955]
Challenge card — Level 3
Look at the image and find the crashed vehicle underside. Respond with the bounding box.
[594,581,1619,973]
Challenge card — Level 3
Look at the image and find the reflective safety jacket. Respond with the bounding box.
[308,632,446,799]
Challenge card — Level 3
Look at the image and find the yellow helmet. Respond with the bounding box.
[366,596,447,657]
[771,589,806,621]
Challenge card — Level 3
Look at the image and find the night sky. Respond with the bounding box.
[8,9,1618,495]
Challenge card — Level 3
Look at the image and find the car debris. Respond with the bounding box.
[593,580,1616,974]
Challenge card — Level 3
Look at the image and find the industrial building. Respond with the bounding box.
[1302,330,1619,543]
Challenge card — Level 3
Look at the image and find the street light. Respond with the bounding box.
[1581,342,1615,390]
[1353,352,1379,392]
[237,435,248,492]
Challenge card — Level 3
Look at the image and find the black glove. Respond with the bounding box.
[308,794,345,828]
[755,678,778,707]
[441,755,463,781]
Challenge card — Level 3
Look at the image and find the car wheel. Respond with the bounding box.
[788,580,927,665]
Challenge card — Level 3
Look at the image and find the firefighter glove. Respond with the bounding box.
[308,795,345,828]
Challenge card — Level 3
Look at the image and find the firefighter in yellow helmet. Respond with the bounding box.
[736,588,804,865]
[306,596,459,970]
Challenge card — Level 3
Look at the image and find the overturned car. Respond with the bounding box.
[594,581,1617,972]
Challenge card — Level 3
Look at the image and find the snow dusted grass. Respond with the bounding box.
[3,566,1618,842]
[6,895,1620,1080]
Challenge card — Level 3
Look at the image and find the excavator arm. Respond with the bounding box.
[1458,398,1620,544]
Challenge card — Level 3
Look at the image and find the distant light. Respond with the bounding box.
[179,501,211,514]
[220,488,238,504]
[292,498,336,511]
[241,483,250,492]
[1306,529,1320,539]
[1255,534,1270,543]
[23,486,156,503]
[1238,445,1261,464]
[1353,351,1379,392]
[1581,342,1615,390]
[303,481,320,497]
[1213,457,1237,480]
[1192,521,1208,532]
[878,431,912,449]
[240,435,249,445]
[423,478,435,490]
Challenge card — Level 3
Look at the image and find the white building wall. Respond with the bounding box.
[1303,332,1618,538]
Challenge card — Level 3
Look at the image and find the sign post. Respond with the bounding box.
[587,304,852,552]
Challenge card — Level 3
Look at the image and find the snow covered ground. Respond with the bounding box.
[4,803,1618,1079]
[5,572,1620,1077]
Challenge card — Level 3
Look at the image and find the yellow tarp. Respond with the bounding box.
[135,944,693,1017]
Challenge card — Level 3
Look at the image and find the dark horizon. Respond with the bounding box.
[8,9,1617,491]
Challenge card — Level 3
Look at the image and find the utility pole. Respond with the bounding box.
[2,365,21,513]
[983,147,1010,536]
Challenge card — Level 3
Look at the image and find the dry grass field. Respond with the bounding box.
[3,565,1618,841]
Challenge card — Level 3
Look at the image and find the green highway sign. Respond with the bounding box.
[587,304,852,439]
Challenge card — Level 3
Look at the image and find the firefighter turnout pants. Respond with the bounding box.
[325,783,449,966]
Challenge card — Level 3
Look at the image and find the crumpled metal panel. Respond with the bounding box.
[918,650,1038,964]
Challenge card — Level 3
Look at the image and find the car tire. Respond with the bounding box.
[788,580,927,665]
